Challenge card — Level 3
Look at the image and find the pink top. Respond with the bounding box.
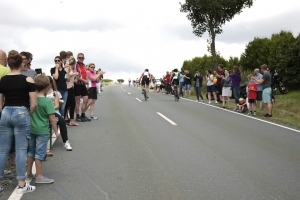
[86,70,97,87]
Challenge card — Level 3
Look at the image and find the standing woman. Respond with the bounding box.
[0,50,37,194]
[229,66,241,105]
[64,56,79,126]
[222,69,232,108]
[194,71,204,102]
[86,63,104,119]
[51,56,68,117]
[206,70,218,104]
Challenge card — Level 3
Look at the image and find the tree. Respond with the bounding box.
[117,79,124,83]
[180,0,254,69]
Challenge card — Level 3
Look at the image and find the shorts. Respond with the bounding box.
[74,84,88,97]
[206,85,215,93]
[88,87,97,100]
[248,99,256,103]
[262,87,272,103]
[27,134,48,161]
[256,91,262,101]
[171,79,179,86]
[217,84,222,95]
[141,78,149,86]
[185,84,191,90]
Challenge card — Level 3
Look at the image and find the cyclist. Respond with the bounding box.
[128,78,131,86]
[139,69,152,99]
[171,68,180,99]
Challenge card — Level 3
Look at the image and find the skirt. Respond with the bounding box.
[222,87,232,97]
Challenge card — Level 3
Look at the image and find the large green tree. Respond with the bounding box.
[180,0,254,69]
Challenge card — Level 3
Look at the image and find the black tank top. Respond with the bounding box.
[0,74,36,108]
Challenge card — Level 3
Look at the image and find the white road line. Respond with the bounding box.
[157,112,177,126]
[135,98,142,102]
[128,92,131,95]
[8,132,59,200]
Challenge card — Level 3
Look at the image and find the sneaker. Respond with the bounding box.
[253,111,256,116]
[147,95,149,99]
[76,117,82,122]
[63,140,73,151]
[0,185,3,194]
[247,112,252,116]
[215,101,219,104]
[208,101,211,104]
[35,176,54,184]
[26,173,35,180]
[201,100,204,102]
[90,115,98,120]
[4,170,13,179]
[80,116,86,122]
[83,116,91,122]
[263,113,272,118]
[17,182,36,194]
[233,108,238,111]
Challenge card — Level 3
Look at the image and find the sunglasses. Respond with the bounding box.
[90,67,95,68]
[78,57,84,59]
[55,60,61,62]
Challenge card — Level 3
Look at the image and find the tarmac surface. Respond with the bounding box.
[3,85,300,200]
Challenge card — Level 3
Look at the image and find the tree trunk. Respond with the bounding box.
[210,31,218,70]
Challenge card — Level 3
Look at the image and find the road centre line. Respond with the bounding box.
[157,112,177,126]
[135,98,142,102]
[128,92,131,95]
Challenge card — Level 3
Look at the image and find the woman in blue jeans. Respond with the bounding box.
[50,56,68,117]
[0,50,37,194]
[229,66,241,105]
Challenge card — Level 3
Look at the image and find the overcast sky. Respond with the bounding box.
[1,0,300,82]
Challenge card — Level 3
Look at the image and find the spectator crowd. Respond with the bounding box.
[0,49,105,195]
[153,64,273,117]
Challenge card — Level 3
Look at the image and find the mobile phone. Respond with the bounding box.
[35,68,42,74]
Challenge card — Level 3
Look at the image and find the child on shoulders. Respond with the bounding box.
[26,76,59,184]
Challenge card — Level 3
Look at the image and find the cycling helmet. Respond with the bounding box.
[145,69,149,72]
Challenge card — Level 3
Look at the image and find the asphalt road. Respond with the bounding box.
[7,85,300,200]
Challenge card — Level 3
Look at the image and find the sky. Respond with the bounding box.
[1,0,300,82]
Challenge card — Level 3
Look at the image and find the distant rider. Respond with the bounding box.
[139,69,152,99]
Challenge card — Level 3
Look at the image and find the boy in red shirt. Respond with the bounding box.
[247,75,258,116]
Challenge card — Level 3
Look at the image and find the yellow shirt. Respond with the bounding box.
[0,64,10,79]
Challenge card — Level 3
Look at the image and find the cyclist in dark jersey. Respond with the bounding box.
[171,68,180,98]
[139,69,152,98]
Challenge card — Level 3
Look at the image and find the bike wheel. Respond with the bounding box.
[143,89,147,101]
[279,84,288,94]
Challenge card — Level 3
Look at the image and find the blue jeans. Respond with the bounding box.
[28,134,48,161]
[232,86,240,104]
[179,82,184,96]
[58,90,68,117]
[0,106,30,180]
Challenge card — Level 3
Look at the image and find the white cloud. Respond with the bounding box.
[1,0,300,81]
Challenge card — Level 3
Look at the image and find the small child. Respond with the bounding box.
[236,98,247,113]
[247,75,258,115]
[26,76,59,184]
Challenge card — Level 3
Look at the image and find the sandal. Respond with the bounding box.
[46,150,53,157]
[69,122,79,126]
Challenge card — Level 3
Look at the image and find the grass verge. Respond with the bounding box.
[185,89,300,129]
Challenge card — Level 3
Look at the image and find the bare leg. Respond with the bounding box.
[35,159,43,179]
[81,96,88,113]
[75,96,81,116]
